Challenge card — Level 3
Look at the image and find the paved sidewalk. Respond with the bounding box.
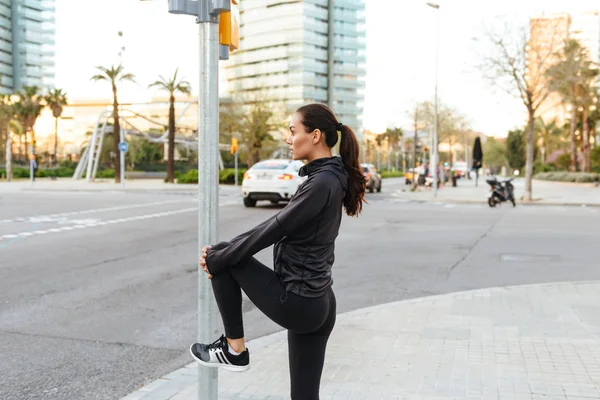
[122,281,600,400]
[390,178,600,207]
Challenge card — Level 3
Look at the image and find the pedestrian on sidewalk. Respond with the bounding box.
[192,103,366,399]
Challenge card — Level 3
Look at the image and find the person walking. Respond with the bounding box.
[190,103,366,400]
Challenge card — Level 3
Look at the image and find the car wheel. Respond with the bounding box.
[376,181,382,193]
[243,197,257,208]
[369,185,374,193]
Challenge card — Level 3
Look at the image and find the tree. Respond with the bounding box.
[478,21,561,201]
[506,129,526,172]
[239,99,278,166]
[44,88,68,166]
[546,39,594,172]
[91,64,136,183]
[148,69,191,183]
[13,86,44,161]
[534,118,565,163]
[483,137,507,174]
[579,71,599,172]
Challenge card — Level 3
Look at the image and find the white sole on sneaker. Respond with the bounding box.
[189,345,250,373]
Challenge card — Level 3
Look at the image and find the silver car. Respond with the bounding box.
[361,163,382,193]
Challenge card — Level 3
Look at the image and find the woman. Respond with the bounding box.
[190,103,365,399]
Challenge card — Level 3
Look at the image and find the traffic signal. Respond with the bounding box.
[231,138,238,154]
[219,0,240,52]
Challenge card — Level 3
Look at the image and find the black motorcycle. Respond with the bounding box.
[486,177,516,207]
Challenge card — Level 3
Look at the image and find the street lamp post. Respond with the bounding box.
[426,2,440,196]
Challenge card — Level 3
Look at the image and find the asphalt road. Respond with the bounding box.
[1,179,599,399]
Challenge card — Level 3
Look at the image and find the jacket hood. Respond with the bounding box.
[299,156,348,191]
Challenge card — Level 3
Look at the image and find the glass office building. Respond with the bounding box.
[0,0,56,94]
[224,0,366,139]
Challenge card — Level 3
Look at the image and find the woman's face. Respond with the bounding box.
[287,113,318,161]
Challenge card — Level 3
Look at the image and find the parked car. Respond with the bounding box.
[241,159,306,207]
[361,163,382,193]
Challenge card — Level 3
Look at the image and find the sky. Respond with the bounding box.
[54,0,600,138]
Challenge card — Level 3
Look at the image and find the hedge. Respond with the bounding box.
[380,171,404,178]
[535,171,600,183]
[0,167,75,178]
[177,168,248,185]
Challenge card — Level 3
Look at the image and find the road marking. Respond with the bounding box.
[0,207,198,243]
[0,199,195,224]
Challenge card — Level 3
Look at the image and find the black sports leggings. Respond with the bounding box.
[211,256,336,400]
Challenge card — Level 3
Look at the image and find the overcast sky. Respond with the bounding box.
[54,0,599,138]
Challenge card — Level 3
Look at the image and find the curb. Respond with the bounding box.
[120,279,600,400]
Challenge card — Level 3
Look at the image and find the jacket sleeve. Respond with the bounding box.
[205,175,332,274]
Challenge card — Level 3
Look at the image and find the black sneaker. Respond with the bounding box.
[190,335,250,372]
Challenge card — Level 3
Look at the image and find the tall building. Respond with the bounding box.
[529,11,600,126]
[223,0,366,139]
[0,0,56,94]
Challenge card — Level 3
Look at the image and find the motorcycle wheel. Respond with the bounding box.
[488,197,497,208]
[511,198,516,207]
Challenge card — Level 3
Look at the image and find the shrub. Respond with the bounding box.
[219,168,247,184]
[177,168,249,184]
[533,162,556,175]
[535,171,600,183]
[381,171,404,178]
[96,169,115,179]
[177,169,198,184]
[554,152,572,170]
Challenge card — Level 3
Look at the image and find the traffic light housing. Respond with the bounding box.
[231,138,238,154]
[219,0,240,51]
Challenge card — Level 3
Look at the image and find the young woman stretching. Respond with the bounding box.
[191,103,366,399]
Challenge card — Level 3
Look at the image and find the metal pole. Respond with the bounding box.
[376,148,381,171]
[197,20,220,400]
[29,146,33,185]
[120,129,125,189]
[234,150,238,186]
[5,136,11,181]
[431,5,440,196]
[326,0,335,109]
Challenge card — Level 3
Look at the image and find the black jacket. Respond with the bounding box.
[206,156,349,297]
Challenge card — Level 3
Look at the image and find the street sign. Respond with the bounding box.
[119,142,128,153]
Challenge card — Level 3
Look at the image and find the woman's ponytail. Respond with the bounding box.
[296,103,366,217]
[339,124,366,217]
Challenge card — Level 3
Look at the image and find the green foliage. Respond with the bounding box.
[506,129,526,170]
[591,146,600,169]
[96,169,116,178]
[483,137,507,172]
[535,171,600,183]
[555,152,572,170]
[533,162,556,175]
[381,171,404,178]
[0,167,75,178]
[176,168,248,185]
[219,168,247,184]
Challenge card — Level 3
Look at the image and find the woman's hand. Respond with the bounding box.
[200,245,213,279]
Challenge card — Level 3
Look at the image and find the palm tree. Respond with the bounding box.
[13,86,44,162]
[1,95,23,180]
[44,89,68,166]
[148,69,191,183]
[91,64,135,183]
[546,39,590,171]
[535,118,565,164]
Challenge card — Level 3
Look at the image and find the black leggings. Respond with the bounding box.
[211,256,336,400]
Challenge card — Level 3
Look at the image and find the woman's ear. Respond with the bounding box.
[311,129,322,145]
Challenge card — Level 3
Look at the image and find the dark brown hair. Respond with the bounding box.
[296,103,366,217]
